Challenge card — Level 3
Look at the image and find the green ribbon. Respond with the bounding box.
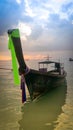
[8,30,20,85]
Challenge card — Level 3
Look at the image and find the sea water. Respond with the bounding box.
[0,50,73,130]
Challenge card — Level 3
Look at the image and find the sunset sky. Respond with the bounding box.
[0,0,73,60]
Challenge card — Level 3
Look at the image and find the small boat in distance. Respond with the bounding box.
[8,29,67,101]
[69,58,73,61]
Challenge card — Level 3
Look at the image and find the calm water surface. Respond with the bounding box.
[0,51,73,130]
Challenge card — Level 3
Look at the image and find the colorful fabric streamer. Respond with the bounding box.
[21,75,26,103]
[8,32,20,85]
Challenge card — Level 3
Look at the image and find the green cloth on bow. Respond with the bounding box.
[8,30,20,85]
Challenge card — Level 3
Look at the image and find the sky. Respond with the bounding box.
[0,0,73,60]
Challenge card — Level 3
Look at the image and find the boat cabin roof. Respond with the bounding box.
[38,60,60,65]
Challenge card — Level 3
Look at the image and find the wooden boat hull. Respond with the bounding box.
[25,69,66,100]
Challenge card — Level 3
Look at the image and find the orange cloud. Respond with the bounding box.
[0,54,45,61]
[0,55,11,61]
[24,54,45,60]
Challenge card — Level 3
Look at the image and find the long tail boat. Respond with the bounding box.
[8,29,67,100]
[69,58,73,61]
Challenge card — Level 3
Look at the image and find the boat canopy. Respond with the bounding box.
[38,60,60,64]
[38,60,64,73]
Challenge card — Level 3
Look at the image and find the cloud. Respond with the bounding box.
[0,34,8,52]
[16,0,22,4]
[0,0,24,35]
[24,0,36,17]
[0,0,73,56]
[17,22,32,36]
[16,21,32,42]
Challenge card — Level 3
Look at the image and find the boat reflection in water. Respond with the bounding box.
[18,82,67,130]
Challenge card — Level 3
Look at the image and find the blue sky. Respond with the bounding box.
[0,0,73,59]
